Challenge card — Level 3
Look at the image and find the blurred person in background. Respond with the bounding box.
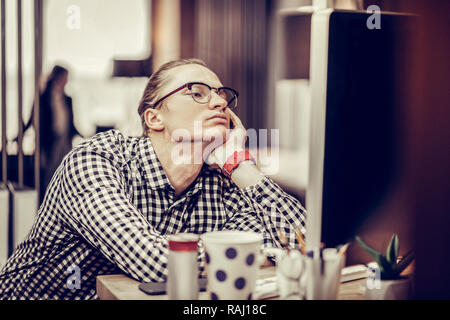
[22,65,82,202]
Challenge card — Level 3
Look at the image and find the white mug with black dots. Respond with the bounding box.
[200,231,263,300]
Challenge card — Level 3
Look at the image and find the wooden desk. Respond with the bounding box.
[96,266,367,300]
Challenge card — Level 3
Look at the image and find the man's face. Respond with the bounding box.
[157,64,231,143]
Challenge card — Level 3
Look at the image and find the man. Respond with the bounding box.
[0,58,306,299]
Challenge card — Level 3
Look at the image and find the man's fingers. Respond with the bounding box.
[226,108,244,129]
[225,109,236,128]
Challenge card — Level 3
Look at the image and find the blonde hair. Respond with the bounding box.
[137,58,208,136]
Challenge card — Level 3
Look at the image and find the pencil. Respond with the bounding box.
[279,231,290,253]
[338,243,349,256]
[295,230,306,255]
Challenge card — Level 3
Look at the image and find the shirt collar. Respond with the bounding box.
[136,136,206,197]
[182,167,204,198]
[137,136,173,191]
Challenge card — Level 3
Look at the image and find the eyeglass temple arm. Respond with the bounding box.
[153,84,189,108]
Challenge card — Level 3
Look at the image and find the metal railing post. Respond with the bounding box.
[34,0,42,199]
[17,0,23,188]
[1,0,6,185]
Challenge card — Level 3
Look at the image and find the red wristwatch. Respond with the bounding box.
[222,150,256,179]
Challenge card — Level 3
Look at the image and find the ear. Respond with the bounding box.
[144,108,165,132]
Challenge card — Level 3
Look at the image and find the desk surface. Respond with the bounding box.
[96,266,367,300]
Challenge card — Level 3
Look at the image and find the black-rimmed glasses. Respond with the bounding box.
[152,82,239,109]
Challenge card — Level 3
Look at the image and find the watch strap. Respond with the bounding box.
[222,150,256,179]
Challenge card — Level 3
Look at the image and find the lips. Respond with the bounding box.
[208,114,228,121]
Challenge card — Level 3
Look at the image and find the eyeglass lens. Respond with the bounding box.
[189,83,237,108]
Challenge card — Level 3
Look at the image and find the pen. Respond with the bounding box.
[320,248,324,275]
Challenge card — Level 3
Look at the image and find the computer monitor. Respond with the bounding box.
[306,9,415,251]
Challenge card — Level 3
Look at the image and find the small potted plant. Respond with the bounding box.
[356,234,414,300]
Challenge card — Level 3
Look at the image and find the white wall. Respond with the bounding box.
[44,0,150,78]
[44,0,151,138]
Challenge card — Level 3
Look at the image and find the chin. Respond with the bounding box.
[202,125,228,143]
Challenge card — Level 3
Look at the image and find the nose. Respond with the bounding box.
[208,90,227,111]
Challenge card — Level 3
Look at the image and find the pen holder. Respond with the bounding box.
[276,250,305,300]
[305,249,345,300]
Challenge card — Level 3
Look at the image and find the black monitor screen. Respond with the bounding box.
[320,11,415,248]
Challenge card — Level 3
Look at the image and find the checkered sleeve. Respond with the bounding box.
[56,148,171,283]
[224,175,306,250]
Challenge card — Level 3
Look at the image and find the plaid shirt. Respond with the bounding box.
[0,129,306,300]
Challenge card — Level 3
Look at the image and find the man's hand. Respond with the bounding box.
[206,108,247,169]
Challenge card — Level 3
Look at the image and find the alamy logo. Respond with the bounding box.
[366,5,381,30]
[66,264,81,290]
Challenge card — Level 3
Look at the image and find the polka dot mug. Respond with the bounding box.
[200,231,263,300]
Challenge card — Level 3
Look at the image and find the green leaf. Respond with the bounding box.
[379,255,396,279]
[393,250,415,275]
[386,234,399,264]
[355,236,382,261]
